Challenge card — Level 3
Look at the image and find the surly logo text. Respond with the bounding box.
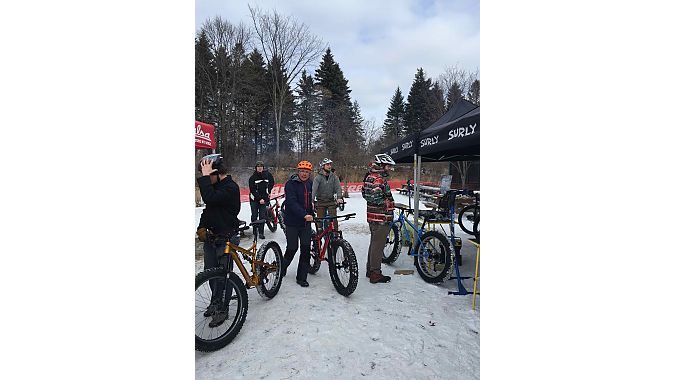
[420,135,439,148]
[448,123,477,141]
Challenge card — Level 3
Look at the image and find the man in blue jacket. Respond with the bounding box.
[281,160,315,287]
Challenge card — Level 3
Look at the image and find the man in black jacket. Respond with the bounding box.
[196,153,241,327]
[248,160,275,239]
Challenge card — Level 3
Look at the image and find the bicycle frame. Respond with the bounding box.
[267,194,285,224]
[222,240,276,288]
[391,208,428,257]
[312,218,341,261]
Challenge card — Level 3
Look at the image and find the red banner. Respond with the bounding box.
[237,180,432,202]
[195,121,215,149]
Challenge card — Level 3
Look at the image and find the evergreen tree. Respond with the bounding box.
[294,70,320,154]
[314,48,357,158]
[195,31,215,123]
[382,87,406,143]
[429,81,445,122]
[445,80,463,110]
[467,79,480,106]
[403,68,438,134]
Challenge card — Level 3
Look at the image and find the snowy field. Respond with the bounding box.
[195,192,479,379]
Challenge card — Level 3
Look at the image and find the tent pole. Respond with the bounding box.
[414,154,420,228]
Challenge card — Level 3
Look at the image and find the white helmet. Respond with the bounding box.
[320,158,333,166]
[374,153,396,166]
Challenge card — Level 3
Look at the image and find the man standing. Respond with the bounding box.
[196,153,241,326]
[362,154,396,284]
[312,158,344,234]
[281,160,315,287]
[248,160,275,239]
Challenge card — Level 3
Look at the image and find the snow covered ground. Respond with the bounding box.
[195,192,479,379]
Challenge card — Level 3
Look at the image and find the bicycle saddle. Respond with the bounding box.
[250,219,267,226]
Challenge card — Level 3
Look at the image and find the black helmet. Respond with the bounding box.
[201,153,226,174]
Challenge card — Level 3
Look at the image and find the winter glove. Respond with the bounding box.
[197,227,208,242]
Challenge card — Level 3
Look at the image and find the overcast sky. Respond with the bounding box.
[195,0,479,127]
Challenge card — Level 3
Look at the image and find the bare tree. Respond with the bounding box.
[451,161,473,188]
[437,64,480,104]
[200,17,252,165]
[249,6,325,162]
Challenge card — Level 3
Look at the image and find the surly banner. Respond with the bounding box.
[419,122,478,150]
[389,139,414,156]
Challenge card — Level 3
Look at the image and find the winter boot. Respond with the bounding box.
[369,271,391,284]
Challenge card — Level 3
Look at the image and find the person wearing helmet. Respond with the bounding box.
[312,158,344,234]
[196,153,241,326]
[248,160,275,239]
[361,153,396,284]
[281,160,315,287]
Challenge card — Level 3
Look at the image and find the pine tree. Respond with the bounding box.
[445,81,463,110]
[314,48,357,157]
[295,70,320,154]
[403,68,438,134]
[382,87,406,143]
[467,79,480,106]
[429,81,445,122]
[195,31,215,123]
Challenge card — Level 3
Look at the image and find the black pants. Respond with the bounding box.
[203,234,240,305]
[283,224,312,281]
[250,201,267,235]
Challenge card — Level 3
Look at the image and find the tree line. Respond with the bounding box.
[195,8,480,181]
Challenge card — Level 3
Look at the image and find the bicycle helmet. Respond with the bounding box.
[374,153,396,166]
[297,160,313,170]
[255,160,264,167]
[320,158,333,166]
[201,153,226,174]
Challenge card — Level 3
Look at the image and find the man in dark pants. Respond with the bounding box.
[281,160,315,287]
[248,160,275,239]
[362,154,396,284]
[196,153,241,327]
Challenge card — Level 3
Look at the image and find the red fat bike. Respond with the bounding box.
[265,194,286,234]
[308,213,359,296]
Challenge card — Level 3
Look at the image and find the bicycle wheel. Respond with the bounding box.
[473,214,480,238]
[458,205,479,236]
[266,208,278,232]
[255,241,283,298]
[279,209,286,235]
[382,223,401,264]
[308,229,321,274]
[195,268,248,352]
[413,230,452,283]
[328,238,359,296]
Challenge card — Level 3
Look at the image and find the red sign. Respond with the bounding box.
[237,180,433,202]
[195,121,215,149]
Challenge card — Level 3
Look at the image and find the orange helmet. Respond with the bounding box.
[297,160,313,170]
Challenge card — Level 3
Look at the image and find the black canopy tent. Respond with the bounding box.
[381,132,419,163]
[417,106,479,161]
[379,99,480,227]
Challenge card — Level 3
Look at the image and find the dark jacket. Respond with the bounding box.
[197,174,241,234]
[283,173,314,227]
[362,162,394,223]
[248,170,275,203]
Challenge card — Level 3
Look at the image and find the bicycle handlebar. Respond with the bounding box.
[314,213,356,221]
[270,193,285,201]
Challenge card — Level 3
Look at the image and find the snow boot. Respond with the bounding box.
[369,272,391,284]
